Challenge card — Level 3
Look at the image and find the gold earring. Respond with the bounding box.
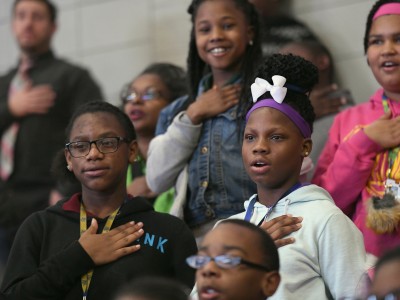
[304,152,309,156]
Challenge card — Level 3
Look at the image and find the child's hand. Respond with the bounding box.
[79,219,144,265]
[364,111,400,149]
[186,84,241,124]
[260,215,302,248]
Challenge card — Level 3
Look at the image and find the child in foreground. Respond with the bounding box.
[313,0,400,260]
[188,219,280,300]
[1,101,196,300]
[230,53,367,299]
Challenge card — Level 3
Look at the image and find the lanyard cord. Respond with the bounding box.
[244,182,303,223]
[80,202,120,300]
[382,96,400,179]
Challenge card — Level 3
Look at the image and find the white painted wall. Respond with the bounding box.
[0,0,378,105]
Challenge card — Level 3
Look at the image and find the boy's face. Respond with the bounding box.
[367,14,400,96]
[369,259,400,299]
[195,223,279,300]
[242,107,310,193]
[12,0,56,55]
[65,112,137,194]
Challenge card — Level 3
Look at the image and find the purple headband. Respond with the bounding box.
[245,99,312,138]
[373,3,400,20]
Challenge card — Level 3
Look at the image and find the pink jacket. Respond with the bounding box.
[312,88,400,257]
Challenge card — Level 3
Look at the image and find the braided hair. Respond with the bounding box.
[245,53,318,133]
[364,0,400,53]
[186,0,262,114]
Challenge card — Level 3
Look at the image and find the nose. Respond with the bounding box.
[128,98,142,105]
[210,27,223,42]
[200,260,220,278]
[382,40,396,56]
[86,142,103,159]
[252,138,269,154]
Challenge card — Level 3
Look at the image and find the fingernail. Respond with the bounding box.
[138,229,144,233]
[137,222,143,227]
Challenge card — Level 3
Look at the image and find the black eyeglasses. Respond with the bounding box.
[186,254,270,272]
[65,137,129,158]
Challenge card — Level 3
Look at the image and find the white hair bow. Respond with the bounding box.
[250,75,287,103]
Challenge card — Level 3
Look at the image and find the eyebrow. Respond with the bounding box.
[71,131,121,141]
[369,32,400,38]
[199,245,248,255]
[196,15,235,24]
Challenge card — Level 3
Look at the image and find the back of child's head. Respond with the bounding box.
[186,0,262,106]
[368,246,400,299]
[246,53,318,132]
[113,276,190,300]
[281,40,334,83]
[374,246,400,274]
[139,63,188,102]
[218,219,280,272]
[364,0,400,53]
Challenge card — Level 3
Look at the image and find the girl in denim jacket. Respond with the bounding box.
[146,0,307,243]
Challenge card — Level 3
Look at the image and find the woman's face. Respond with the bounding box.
[123,74,170,137]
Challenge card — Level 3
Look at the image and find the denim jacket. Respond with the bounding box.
[146,74,256,228]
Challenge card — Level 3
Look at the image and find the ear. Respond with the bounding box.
[247,25,255,46]
[315,54,330,72]
[51,22,58,36]
[301,138,312,158]
[65,148,72,170]
[128,140,139,164]
[261,271,281,297]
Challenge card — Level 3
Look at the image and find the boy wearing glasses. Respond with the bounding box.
[187,219,280,300]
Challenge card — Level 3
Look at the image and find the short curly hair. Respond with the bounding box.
[364,0,400,53]
[244,53,318,133]
[53,101,136,187]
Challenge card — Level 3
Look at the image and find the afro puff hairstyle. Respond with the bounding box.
[244,53,318,133]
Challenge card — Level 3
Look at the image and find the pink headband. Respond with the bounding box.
[245,99,312,138]
[373,3,400,21]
